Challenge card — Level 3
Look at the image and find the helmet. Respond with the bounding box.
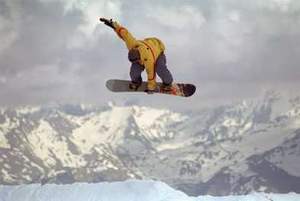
[128,48,140,63]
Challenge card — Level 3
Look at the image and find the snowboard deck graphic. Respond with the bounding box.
[106,79,196,97]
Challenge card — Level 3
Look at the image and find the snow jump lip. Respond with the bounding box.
[1,181,299,201]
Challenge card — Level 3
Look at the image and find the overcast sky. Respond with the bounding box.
[0,0,299,109]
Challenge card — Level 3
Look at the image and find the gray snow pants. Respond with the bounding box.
[130,52,173,85]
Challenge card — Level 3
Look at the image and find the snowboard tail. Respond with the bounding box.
[106,79,196,97]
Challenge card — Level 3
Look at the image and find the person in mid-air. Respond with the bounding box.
[99,18,173,94]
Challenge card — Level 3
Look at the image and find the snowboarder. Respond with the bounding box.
[99,18,174,94]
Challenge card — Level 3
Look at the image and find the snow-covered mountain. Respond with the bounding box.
[1,180,299,201]
[0,91,300,196]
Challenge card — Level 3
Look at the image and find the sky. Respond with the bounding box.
[0,0,300,109]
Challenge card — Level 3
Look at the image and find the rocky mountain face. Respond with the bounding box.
[0,92,299,196]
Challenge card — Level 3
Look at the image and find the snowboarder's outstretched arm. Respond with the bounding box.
[99,18,159,91]
[99,18,138,50]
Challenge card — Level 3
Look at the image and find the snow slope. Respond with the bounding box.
[0,180,299,201]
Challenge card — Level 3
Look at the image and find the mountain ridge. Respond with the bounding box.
[0,92,299,195]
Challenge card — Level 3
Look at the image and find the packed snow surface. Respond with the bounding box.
[0,180,299,201]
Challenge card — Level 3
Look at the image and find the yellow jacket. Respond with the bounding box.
[113,21,165,90]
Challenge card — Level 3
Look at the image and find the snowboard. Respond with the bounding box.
[106,79,196,97]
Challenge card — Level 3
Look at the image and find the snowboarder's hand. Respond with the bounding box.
[99,18,115,29]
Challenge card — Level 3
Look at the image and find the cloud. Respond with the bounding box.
[66,0,122,49]
[0,1,21,55]
[146,5,206,30]
[264,0,292,12]
[37,0,122,48]
[0,19,18,55]
[0,76,7,84]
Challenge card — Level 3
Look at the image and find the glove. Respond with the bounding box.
[99,18,115,29]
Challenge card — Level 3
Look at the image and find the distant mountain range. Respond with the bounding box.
[0,91,299,196]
